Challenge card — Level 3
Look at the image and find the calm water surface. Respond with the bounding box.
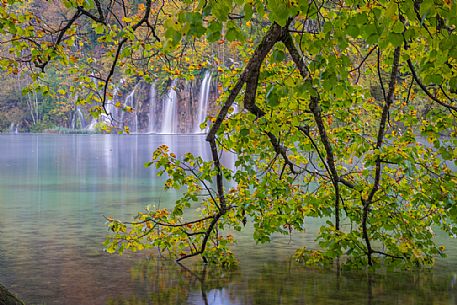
[0,134,456,305]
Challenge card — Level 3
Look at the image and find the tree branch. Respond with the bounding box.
[362,46,401,266]
[406,59,457,112]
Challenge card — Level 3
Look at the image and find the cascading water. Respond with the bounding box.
[9,123,18,134]
[84,72,214,133]
[122,85,138,132]
[87,85,120,131]
[86,119,97,131]
[148,84,159,133]
[161,80,178,134]
[105,85,120,124]
[194,71,212,133]
[71,107,86,129]
[87,80,145,132]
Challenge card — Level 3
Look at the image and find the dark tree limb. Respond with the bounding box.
[406,59,457,112]
[399,13,457,112]
[94,0,106,22]
[362,47,401,266]
[265,131,300,174]
[77,6,106,24]
[376,48,387,102]
[372,250,404,260]
[368,47,401,203]
[200,22,292,262]
[282,31,344,230]
[176,213,223,263]
[34,10,82,71]
[101,0,159,112]
[308,96,342,230]
[0,283,24,305]
[350,45,378,83]
[206,21,290,208]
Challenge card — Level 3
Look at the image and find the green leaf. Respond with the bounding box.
[94,23,104,34]
[346,25,360,38]
[392,21,404,34]
[207,21,222,42]
[272,48,286,62]
[225,23,244,42]
[388,33,403,47]
[240,128,249,136]
[266,86,280,107]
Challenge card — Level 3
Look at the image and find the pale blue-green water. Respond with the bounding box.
[0,134,456,305]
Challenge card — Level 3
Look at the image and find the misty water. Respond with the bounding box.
[0,134,456,305]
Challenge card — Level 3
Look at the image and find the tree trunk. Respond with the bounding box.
[0,283,25,305]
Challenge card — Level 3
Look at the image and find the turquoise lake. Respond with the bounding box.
[0,134,456,305]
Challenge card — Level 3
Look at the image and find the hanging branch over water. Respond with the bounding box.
[202,21,292,263]
[94,0,457,267]
[101,19,293,262]
[362,47,401,266]
[282,31,350,231]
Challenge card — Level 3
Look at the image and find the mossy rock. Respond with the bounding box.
[0,284,24,305]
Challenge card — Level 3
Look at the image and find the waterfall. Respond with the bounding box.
[71,113,75,129]
[77,108,87,128]
[87,81,141,132]
[123,85,138,132]
[161,80,178,134]
[86,76,100,131]
[87,85,121,130]
[105,86,120,124]
[9,123,18,134]
[148,83,158,133]
[84,72,214,134]
[87,118,97,131]
[71,107,86,129]
[194,71,212,133]
[87,85,118,131]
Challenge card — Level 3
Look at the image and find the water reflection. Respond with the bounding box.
[105,258,457,305]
